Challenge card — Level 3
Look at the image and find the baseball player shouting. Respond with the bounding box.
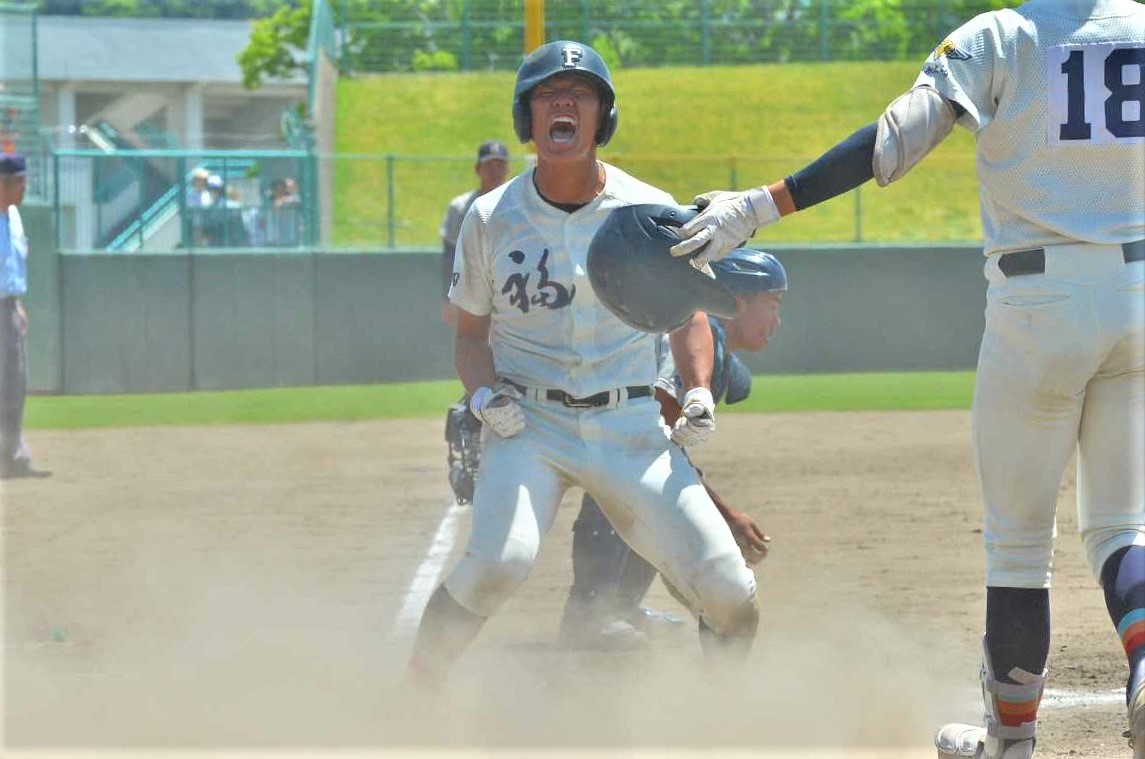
[560,249,786,649]
[408,41,759,687]
[671,1,1145,756]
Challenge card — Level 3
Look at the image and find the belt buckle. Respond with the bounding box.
[562,393,598,409]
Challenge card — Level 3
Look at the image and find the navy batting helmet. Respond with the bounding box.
[512,40,619,147]
[587,204,737,334]
[711,249,788,295]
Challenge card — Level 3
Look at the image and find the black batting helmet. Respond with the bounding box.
[711,249,788,294]
[512,40,619,147]
[587,204,737,333]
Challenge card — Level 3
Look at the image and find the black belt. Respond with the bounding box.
[998,239,1145,277]
[503,379,652,409]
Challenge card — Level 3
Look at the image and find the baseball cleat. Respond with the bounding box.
[1130,681,1145,759]
[935,723,985,758]
[0,460,52,479]
[629,607,686,636]
[558,615,650,651]
[934,725,1036,759]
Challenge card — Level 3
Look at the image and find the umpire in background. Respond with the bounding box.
[0,153,50,480]
[438,140,510,327]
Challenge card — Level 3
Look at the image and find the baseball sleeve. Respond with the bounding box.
[913,13,1001,131]
[439,195,463,246]
[447,204,493,316]
[653,334,683,400]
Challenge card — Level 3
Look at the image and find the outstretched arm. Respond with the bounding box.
[671,86,959,263]
[655,386,770,566]
[702,475,770,566]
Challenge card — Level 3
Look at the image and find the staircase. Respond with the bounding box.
[106,154,258,253]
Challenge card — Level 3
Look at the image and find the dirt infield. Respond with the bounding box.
[3,411,1134,757]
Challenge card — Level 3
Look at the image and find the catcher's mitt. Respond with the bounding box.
[445,395,483,505]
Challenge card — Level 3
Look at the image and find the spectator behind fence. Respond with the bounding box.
[186,168,211,209]
[438,139,510,326]
[267,177,302,247]
[201,175,226,246]
[187,168,214,247]
[222,183,249,247]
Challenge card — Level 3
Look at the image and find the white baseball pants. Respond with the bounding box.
[443,393,756,632]
[975,243,1145,588]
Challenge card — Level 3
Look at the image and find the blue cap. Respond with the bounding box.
[0,153,26,176]
[477,140,509,163]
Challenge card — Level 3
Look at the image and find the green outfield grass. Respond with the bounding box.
[336,61,981,249]
[26,371,974,430]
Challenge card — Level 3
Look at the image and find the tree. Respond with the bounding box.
[238,3,312,89]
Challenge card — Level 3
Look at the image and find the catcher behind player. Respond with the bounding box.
[559,247,785,648]
[670,1,1145,756]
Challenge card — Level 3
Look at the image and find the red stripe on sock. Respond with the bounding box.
[997,699,1040,726]
[999,709,1038,727]
[1124,626,1145,656]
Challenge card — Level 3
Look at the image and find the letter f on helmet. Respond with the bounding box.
[560,45,583,68]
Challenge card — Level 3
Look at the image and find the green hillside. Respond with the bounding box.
[335,61,980,249]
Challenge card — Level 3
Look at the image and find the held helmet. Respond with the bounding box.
[512,40,619,147]
[587,203,737,333]
[710,249,788,294]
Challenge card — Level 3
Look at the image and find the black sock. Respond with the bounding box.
[985,586,1050,683]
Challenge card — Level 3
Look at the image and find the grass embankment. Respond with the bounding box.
[26,371,974,429]
[335,61,980,249]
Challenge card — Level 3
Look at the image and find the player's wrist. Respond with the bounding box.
[745,186,781,228]
[682,386,714,410]
[469,387,494,416]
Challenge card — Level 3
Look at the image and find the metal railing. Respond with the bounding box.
[52,149,317,253]
[48,148,982,253]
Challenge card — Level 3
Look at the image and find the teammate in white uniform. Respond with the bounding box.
[408,41,759,687]
[670,2,1145,757]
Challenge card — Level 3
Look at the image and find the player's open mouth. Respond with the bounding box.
[549,116,577,143]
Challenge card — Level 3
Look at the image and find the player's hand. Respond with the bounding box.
[669,187,781,266]
[723,508,771,566]
[469,382,526,438]
[671,387,716,447]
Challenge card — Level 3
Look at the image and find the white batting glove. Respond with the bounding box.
[671,387,716,448]
[469,383,526,438]
[669,187,781,266]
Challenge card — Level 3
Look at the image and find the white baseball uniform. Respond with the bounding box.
[444,162,755,627]
[916,0,1145,587]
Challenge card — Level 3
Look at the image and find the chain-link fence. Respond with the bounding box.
[340,0,1022,74]
[47,147,982,252]
[326,151,981,251]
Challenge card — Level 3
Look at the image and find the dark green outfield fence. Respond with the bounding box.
[20,204,987,395]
